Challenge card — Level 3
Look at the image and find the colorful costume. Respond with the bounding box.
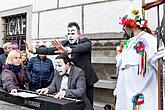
[115,31,158,110]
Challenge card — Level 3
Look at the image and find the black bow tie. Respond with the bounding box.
[62,73,69,77]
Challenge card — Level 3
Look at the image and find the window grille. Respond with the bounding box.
[2,13,26,50]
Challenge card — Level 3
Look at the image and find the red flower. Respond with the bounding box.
[129,19,137,28]
[134,41,145,54]
[121,18,127,25]
[143,21,148,28]
[132,92,144,106]
[124,19,137,28]
[137,44,145,53]
[124,20,130,27]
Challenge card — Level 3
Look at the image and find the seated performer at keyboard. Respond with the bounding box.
[37,54,93,110]
[1,50,26,94]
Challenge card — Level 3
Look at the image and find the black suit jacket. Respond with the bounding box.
[35,38,99,86]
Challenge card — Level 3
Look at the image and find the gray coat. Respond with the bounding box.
[47,65,93,110]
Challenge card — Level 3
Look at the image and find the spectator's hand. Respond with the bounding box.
[52,40,67,53]
[24,40,33,52]
[10,89,17,96]
[116,41,125,55]
[116,46,121,55]
[36,88,49,95]
[54,90,66,99]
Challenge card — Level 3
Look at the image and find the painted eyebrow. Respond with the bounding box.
[67,29,76,32]
[71,29,75,32]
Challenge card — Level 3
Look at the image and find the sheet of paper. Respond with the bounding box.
[15,92,39,98]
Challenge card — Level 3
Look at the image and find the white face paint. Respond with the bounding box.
[55,59,66,76]
[67,26,79,44]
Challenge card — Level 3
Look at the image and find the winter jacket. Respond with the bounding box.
[1,65,26,92]
[26,55,54,85]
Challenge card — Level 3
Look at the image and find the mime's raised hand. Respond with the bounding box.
[52,40,67,54]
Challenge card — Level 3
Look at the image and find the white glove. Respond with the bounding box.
[156,46,165,60]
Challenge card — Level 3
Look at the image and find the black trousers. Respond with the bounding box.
[86,85,94,106]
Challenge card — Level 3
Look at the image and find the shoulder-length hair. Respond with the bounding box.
[20,50,27,57]
[6,50,22,64]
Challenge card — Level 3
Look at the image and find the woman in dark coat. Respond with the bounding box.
[1,50,26,94]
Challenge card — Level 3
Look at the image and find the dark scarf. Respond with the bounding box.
[5,64,25,89]
[6,64,22,75]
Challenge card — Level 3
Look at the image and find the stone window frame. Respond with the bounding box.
[2,13,27,50]
[0,5,32,50]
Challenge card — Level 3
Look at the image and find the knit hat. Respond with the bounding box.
[12,43,19,50]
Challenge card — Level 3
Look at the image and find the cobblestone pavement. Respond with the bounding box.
[0,100,34,110]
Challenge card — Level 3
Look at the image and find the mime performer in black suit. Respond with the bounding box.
[25,22,99,106]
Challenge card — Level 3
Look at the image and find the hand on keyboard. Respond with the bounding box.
[54,90,66,99]
[36,88,49,95]
[10,89,17,96]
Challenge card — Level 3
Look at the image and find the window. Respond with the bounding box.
[2,13,26,50]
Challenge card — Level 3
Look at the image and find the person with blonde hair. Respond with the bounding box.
[1,50,26,94]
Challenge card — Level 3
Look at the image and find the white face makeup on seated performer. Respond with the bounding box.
[55,59,67,76]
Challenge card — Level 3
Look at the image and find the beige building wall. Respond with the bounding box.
[0,0,163,45]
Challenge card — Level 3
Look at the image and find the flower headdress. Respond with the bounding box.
[119,9,148,29]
